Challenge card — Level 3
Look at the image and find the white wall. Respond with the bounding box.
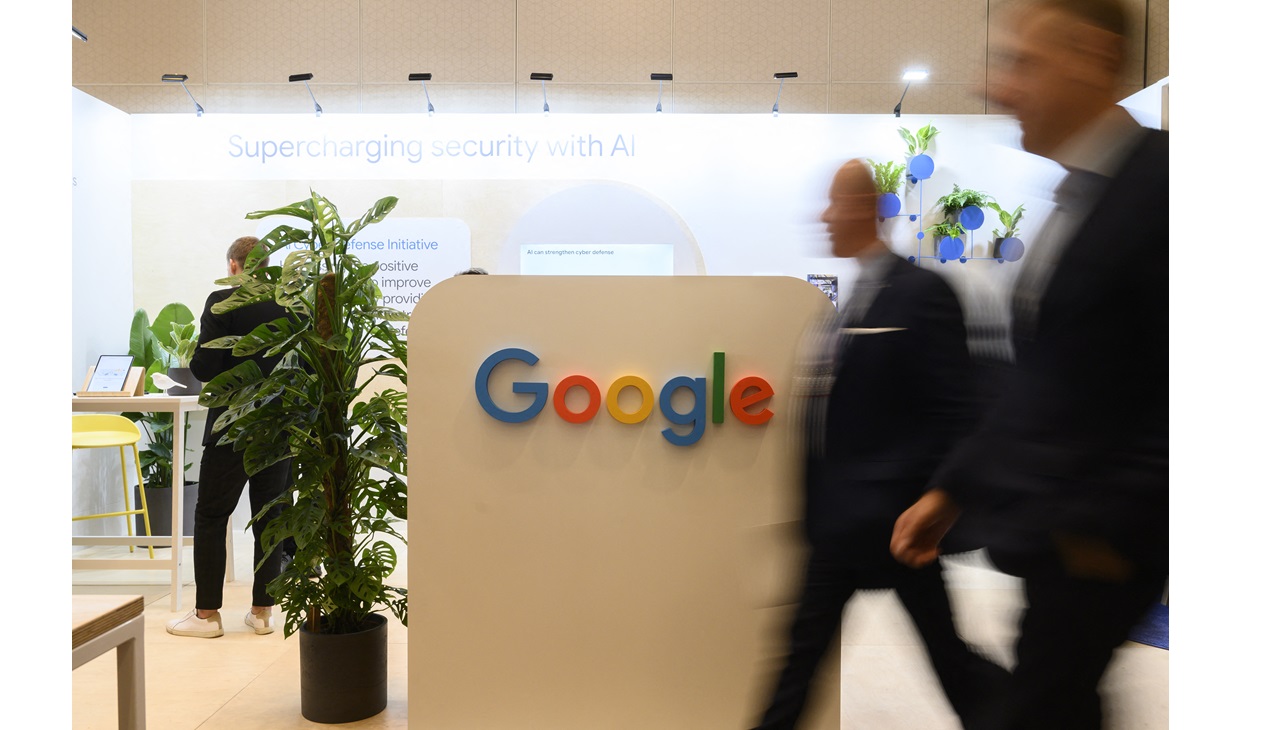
[71,88,137,538]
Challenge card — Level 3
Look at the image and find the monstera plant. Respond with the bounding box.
[198,190,409,722]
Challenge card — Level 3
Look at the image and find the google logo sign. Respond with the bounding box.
[475,348,775,446]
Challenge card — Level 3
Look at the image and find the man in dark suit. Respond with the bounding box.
[751,159,1008,730]
[891,2,1168,728]
[166,236,292,638]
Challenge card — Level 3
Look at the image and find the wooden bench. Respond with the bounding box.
[73,594,146,729]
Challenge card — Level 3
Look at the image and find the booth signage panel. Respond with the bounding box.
[407,275,837,729]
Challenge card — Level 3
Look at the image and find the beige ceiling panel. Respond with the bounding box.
[362,83,517,114]
[830,0,988,84]
[673,83,828,114]
[829,83,985,116]
[517,0,672,83]
[674,0,829,83]
[206,0,362,84]
[516,82,673,114]
[1147,0,1169,83]
[362,0,516,84]
[72,0,205,85]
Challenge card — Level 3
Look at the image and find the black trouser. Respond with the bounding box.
[992,553,1166,730]
[753,547,1009,730]
[193,440,291,610]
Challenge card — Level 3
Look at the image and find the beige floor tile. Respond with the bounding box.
[73,531,1167,728]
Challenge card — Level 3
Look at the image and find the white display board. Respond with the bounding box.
[122,112,1071,332]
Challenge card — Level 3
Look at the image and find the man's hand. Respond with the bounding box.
[891,489,960,568]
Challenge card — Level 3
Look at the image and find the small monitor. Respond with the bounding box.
[86,355,134,392]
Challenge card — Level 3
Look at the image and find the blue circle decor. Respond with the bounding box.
[959,205,985,231]
[908,154,935,180]
[916,231,925,240]
[938,236,964,260]
[877,193,902,218]
[999,237,1025,262]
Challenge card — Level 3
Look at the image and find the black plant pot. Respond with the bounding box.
[165,366,202,396]
[134,481,198,547]
[300,614,388,723]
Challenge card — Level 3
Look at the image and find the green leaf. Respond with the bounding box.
[199,360,264,408]
[231,317,299,358]
[245,199,316,223]
[345,196,399,239]
[210,277,274,314]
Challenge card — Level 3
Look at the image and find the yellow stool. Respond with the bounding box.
[72,415,155,559]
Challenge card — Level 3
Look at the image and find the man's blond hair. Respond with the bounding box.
[226,236,261,268]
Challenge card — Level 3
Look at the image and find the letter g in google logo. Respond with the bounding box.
[474,348,774,447]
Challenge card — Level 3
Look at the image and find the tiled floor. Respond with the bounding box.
[71,532,1168,729]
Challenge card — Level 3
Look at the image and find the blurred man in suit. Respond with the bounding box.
[750,159,1007,730]
[166,236,293,638]
[891,1,1168,727]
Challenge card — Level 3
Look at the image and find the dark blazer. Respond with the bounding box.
[190,288,290,448]
[933,129,1170,574]
[804,254,977,563]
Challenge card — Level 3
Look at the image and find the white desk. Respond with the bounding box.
[72,394,210,611]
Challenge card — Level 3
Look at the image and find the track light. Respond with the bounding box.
[531,73,553,115]
[72,26,87,42]
[409,73,435,115]
[894,70,928,117]
[289,73,322,116]
[651,73,672,113]
[161,74,204,117]
[772,72,797,116]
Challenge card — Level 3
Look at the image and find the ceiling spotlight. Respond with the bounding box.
[161,74,204,117]
[894,70,928,117]
[409,73,435,115]
[72,26,88,42]
[289,73,323,116]
[531,73,553,115]
[772,72,797,117]
[651,73,672,113]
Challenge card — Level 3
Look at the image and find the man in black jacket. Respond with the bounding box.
[751,159,1008,730]
[166,236,292,638]
[892,2,1168,727]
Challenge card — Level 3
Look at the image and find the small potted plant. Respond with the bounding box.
[900,122,939,182]
[125,303,198,541]
[936,184,991,231]
[987,201,1027,261]
[925,220,968,261]
[869,159,907,218]
[159,319,201,395]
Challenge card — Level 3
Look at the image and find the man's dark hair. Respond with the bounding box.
[457,267,489,275]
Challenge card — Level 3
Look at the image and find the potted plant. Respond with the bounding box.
[200,190,409,724]
[925,220,968,261]
[159,319,202,395]
[869,158,907,218]
[900,122,939,182]
[936,184,991,231]
[987,201,1027,261]
[126,304,198,541]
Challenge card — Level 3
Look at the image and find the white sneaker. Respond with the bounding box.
[166,610,224,638]
[245,608,274,635]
